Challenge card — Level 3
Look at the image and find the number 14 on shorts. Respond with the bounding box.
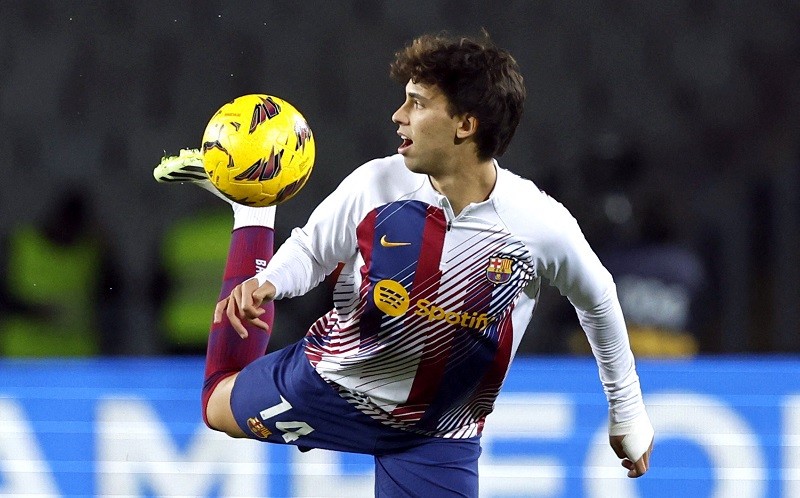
[256,395,315,443]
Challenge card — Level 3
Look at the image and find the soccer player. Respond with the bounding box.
[155,32,653,497]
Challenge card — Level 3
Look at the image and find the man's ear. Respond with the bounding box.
[455,114,479,139]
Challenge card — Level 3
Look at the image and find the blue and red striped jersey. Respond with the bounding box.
[258,154,645,438]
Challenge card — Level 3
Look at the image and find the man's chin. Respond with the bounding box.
[401,156,424,174]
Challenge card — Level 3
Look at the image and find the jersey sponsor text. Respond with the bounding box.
[414,298,493,330]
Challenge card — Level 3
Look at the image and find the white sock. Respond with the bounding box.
[232,204,276,230]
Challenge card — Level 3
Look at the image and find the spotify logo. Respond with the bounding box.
[373,279,410,316]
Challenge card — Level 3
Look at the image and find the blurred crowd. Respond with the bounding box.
[1,1,798,356]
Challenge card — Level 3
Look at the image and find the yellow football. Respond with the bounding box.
[201,94,315,207]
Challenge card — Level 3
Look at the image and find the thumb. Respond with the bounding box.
[609,412,654,462]
[609,435,627,459]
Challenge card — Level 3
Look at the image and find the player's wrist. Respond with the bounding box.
[254,273,278,296]
[254,280,277,302]
[608,411,654,462]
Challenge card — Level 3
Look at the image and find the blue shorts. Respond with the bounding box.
[230,341,481,497]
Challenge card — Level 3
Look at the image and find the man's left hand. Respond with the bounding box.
[609,412,654,478]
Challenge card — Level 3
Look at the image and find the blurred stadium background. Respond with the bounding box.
[0,1,798,497]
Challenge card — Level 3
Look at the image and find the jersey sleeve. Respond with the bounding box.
[255,167,365,299]
[535,197,647,425]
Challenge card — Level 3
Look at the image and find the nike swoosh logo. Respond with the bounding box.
[380,235,411,247]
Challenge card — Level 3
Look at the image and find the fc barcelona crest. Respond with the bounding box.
[247,417,272,439]
[486,257,513,284]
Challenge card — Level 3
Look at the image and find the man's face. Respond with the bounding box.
[391,80,463,175]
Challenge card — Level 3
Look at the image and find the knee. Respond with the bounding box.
[202,374,247,437]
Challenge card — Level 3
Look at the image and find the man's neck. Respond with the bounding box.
[429,158,496,216]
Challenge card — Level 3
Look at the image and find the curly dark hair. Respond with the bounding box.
[390,31,526,160]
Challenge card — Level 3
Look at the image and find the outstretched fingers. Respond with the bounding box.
[212,280,270,339]
[213,297,229,325]
[227,292,250,338]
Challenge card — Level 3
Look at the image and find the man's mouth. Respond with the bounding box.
[398,134,413,154]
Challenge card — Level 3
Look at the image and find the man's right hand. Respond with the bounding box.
[213,277,277,338]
